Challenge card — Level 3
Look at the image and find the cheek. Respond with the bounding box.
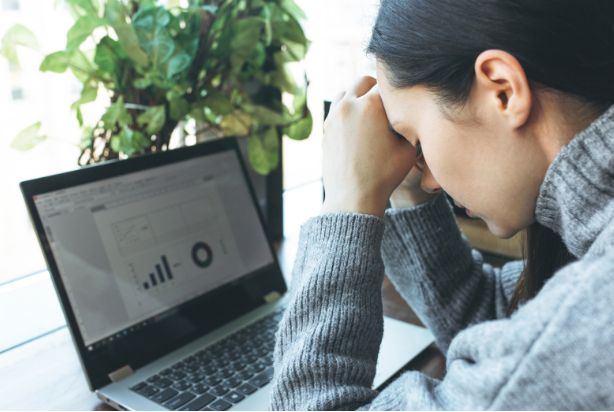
[420,130,478,200]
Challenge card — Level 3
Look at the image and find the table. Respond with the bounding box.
[0,181,446,410]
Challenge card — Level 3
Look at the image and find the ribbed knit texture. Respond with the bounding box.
[271,105,614,410]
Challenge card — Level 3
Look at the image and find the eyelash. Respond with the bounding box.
[393,130,422,158]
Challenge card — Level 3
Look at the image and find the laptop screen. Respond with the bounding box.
[32,149,276,350]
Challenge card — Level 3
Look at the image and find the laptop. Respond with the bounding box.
[20,137,434,411]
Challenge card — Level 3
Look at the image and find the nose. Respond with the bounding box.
[420,164,442,194]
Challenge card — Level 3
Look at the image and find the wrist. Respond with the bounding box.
[389,190,438,209]
[320,195,387,218]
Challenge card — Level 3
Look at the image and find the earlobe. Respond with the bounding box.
[474,50,532,129]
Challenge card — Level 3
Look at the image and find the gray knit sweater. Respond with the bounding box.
[270,105,614,410]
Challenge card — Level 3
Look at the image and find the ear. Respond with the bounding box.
[474,50,532,129]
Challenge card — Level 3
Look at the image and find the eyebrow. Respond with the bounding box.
[387,121,405,140]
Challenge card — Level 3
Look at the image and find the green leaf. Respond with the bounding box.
[66,0,99,17]
[203,91,234,116]
[247,127,279,175]
[137,105,166,135]
[112,126,149,156]
[285,110,312,140]
[279,0,306,21]
[94,35,125,74]
[39,50,71,73]
[0,24,39,66]
[78,81,98,104]
[169,96,190,121]
[270,66,300,94]
[220,111,252,136]
[166,53,191,78]
[244,104,288,126]
[261,5,273,46]
[231,17,264,58]
[70,79,98,122]
[68,50,94,82]
[10,122,47,151]
[80,126,93,149]
[66,15,105,51]
[102,96,131,129]
[104,0,148,66]
[133,77,152,89]
[271,18,307,46]
[76,106,84,126]
[133,7,175,68]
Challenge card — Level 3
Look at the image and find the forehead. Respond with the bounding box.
[376,62,429,126]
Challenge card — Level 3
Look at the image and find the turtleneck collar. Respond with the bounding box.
[535,104,614,258]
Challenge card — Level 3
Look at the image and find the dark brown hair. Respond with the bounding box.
[507,223,576,313]
[366,0,611,312]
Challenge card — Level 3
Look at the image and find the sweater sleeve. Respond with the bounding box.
[382,194,524,352]
[271,212,386,410]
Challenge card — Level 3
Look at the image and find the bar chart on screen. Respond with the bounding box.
[141,254,174,290]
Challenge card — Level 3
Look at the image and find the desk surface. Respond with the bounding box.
[0,181,445,410]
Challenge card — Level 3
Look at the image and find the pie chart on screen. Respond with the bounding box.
[191,241,213,269]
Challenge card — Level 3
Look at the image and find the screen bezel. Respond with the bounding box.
[20,138,287,390]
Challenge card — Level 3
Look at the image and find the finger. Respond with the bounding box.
[346,76,377,98]
[330,90,346,111]
[333,90,346,104]
[364,84,380,98]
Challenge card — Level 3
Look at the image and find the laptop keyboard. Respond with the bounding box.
[130,309,283,410]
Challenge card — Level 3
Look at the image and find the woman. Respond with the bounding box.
[271,0,614,410]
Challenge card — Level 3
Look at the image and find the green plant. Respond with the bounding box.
[5,0,312,174]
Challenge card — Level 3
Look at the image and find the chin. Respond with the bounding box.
[484,219,521,239]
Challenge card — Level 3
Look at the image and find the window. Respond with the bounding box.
[283,0,379,190]
[2,0,19,11]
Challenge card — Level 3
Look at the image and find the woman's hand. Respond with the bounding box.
[320,76,417,217]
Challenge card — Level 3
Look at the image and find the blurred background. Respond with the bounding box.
[0,0,380,284]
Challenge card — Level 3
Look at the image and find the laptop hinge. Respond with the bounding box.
[263,291,281,303]
[108,365,134,383]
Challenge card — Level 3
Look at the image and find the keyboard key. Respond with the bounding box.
[131,382,147,391]
[204,376,222,386]
[209,399,232,411]
[262,367,274,379]
[231,360,246,371]
[252,362,266,373]
[179,393,216,411]
[150,388,179,403]
[139,385,159,397]
[249,368,273,388]
[237,383,257,395]
[219,368,234,378]
[224,391,245,404]
[172,381,191,391]
[155,378,173,388]
[236,369,255,380]
[164,392,196,410]
[224,377,242,388]
[170,371,187,380]
[210,384,230,396]
[192,384,210,394]
[146,375,161,383]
